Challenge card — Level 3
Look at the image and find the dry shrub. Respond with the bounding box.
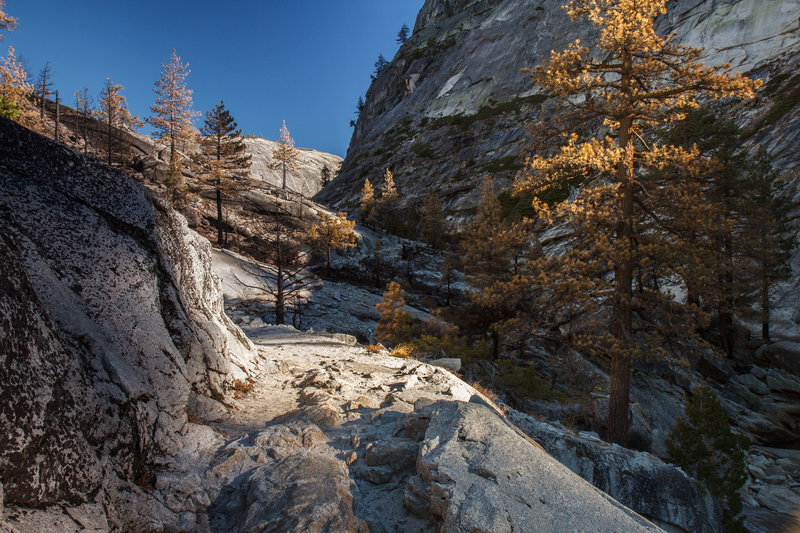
[232,378,255,399]
[390,344,414,358]
[470,381,498,402]
[470,381,509,415]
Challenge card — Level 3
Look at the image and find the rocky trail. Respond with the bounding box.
[161,323,663,533]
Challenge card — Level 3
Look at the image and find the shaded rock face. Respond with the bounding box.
[316,0,800,215]
[0,118,255,520]
[508,411,722,533]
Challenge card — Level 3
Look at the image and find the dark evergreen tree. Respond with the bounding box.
[743,152,797,343]
[397,23,410,44]
[371,54,389,80]
[667,386,750,532]
[320,164,331,187]
[658,109,796,351]
[197,100,252,246]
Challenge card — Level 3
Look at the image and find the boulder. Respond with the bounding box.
[752,485,800,516]
[508,410,722,533]
[218,453,362,532]
[429,358,462,372]
[755,341,800,375]
[406,401,661,532]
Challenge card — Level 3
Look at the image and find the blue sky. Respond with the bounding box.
[3,1,425,157]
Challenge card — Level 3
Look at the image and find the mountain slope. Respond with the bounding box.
[315,0,800,214]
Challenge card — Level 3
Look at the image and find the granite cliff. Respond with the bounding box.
[315,0,800,216]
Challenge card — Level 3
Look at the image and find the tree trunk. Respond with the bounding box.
[75,106,80,148]
[216,182,224,246]
[446,276,451,307]
[54,90,59,141]
[607,352,631,445]
[490,329,499,360]
[276,265,285,325]
[107,114,112,166]
[608,51,634,446]
[719,234,735,357]
[761,257,770,343]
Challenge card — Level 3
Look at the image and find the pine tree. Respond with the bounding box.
[237,199,314,325]
[372,54,389,80]
[308,211,357,272]
[397,23,410,44]
[351,96,365,127]
[96,78,142,166]
[271,120,298,191]
[372,168,400,231]
[320,164,331,187]
[439,253,460,307]
[667,386,749,532]
[516,0,758,445]
[743,153,796,343]
[74,88,93,155]
[34,61,53,120]
[149,49,199,201]
[360,178,376,225]
[382,168,398,201]
[375,281,414,346]
[459,177,530,359]
[656,111,795,351]
[197,100,252,246]
[420,187,446,249]
[655,108,757,356]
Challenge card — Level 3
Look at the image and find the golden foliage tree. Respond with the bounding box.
[516,0,758,445]
[148,49,198,201]
[0,6,31,124]
[308,211,357,272]
[0,46,34,123]
[381,168,398,202]
[360,177,376,226]
[271,120,298,191]
[197,100,252,246]
[365,168,402,232]
[0,0,17,36]
[375,281,414,346]
[96,78,142,166]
